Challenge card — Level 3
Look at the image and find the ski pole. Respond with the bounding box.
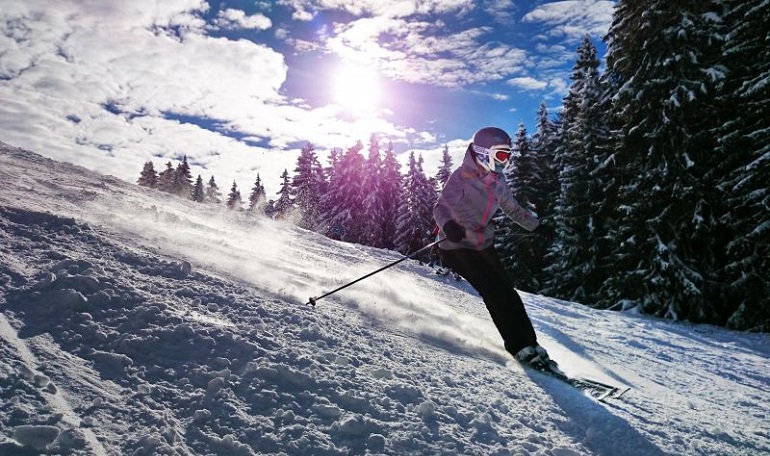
[307,237,446,306]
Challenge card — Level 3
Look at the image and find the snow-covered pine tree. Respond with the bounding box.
[431,144,455,266]
[378,141,402,250]
[206,176,222,204]
[415,155,438,244]
[273,169,294,219]
[137,161,158,188]
[248,174,267,213]
[360,134,385,248]
[716,0,770,330]
[324,147,341,186]
[436,145,453,189]
[530,101,560,233]
[192,175,205,202]
[603,0,729,322]
[318,142,365,243]
[173,155,194,198]
[544,36,606,303]
[226,181,242,210]
[156,162,176,194]
[516,102,562,291]
[394,152,434,258]
[291,143,325,230]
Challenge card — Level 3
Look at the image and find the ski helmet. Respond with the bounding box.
[471,127,512,174]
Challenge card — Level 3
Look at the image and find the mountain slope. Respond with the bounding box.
[1,143,768,455]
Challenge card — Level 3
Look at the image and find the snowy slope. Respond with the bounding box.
[0,142,768,456]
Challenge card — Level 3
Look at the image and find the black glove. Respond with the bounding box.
[443,220,466,243]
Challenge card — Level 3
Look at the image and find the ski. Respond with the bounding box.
[527,362,630,402]
[565,376,630,402]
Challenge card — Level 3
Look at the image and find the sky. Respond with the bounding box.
[2,142,770,455]
[0,0,616,195]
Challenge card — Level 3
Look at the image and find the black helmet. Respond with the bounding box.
[471,127,512,173]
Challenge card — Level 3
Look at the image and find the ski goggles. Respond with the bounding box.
[472,144,512,163]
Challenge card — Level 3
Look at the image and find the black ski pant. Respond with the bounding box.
[440,246,537,356]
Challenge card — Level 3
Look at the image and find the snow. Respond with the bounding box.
[1,142,769,455]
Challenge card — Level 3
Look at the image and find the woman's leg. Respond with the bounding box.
[440,246,537,355]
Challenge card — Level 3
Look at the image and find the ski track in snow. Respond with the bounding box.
[1,142,769,455]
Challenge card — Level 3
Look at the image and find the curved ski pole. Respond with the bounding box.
[307,237,447,306]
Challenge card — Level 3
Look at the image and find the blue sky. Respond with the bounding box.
[0,0,615,195]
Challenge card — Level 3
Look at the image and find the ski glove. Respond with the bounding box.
[443,220,466,243]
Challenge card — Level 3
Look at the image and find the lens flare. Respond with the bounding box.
[332,64,381,116]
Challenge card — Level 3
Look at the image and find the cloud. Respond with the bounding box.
[278,0,475,20]
[523,0,615,39]
[214,9,272,30]
[0,0,334,194]
[507,77,548,91]
[280,1,533,88]
[322,15,529,88]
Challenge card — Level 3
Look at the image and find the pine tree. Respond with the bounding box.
[530,103,562,290]
[226,181,242,210]
[716,0,770,330]
[273,169,294,219]
[318,142,366,243]
[436,145,453,188]
[545,35,606,303]
[248,174,267,213]
[173,155,194,198]
[137,161,158,188]
[394,152,434,258]
[415,155,438,245]
[192,175,205,202]
[157,162,176,194]
[291,143,325,229]
[530,101,560,229]
[379,141,402,250]
[432,144,454,266]
[361,134,385,247]
[206,176,222,204]
[325,148,341,185]
[603,0,729,322]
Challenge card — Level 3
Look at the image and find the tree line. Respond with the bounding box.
[137,156,269,212]
[136,137,450,257]
[138,0,769,332]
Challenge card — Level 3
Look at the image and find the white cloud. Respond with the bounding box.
[214,9,272,30]
[278,0,474,19]
[280,0,532,88]
[0,0,338,195]
[523,0,615,40]
[507,76,548,91]
[324,16,529,88]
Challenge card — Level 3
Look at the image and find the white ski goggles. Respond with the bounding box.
[472,144,512,163]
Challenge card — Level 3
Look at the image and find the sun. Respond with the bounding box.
[332,64,381,116]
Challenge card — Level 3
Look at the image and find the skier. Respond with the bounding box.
[433,126,553,370]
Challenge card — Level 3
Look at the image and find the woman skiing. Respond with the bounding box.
[433,126,553,370]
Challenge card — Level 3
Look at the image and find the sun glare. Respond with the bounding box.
[332,64,381,116]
